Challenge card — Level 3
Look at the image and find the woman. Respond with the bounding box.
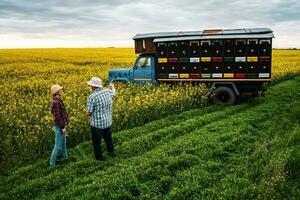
[49,84,69,166]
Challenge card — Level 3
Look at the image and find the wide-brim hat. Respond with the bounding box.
[51,84,63,95]
[87,77,103,88]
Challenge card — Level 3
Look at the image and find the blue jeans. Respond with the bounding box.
[49,126,68,166]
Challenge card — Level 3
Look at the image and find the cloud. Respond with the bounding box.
[0,0,299,48]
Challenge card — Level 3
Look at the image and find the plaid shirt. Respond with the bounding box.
[86,88,116,129]
[50,95,69,128]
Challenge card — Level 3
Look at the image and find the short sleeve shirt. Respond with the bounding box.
[86,88,116,129]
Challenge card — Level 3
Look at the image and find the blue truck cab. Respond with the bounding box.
[108,53,156,84]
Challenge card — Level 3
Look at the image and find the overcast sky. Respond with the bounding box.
[0,0,300,48]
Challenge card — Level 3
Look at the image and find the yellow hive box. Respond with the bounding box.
[201,57,211,62]
[179,74,189,78]
[158,58,167,63]
[224,73,234,78]
[247,57,258,62]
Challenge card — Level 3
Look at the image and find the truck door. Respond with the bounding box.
[133,55,154,84]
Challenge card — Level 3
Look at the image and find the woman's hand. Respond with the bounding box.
[62,128,67,134]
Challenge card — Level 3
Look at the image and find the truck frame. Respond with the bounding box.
[108,28,274,104]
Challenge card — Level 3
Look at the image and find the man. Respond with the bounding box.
[49,84,69,166]
[86,77,116,161]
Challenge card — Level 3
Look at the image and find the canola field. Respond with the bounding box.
[0,48,211,169]
[0,48,299,199]
[0,49,299,170]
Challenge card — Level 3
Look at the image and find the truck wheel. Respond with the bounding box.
[212,86,236,105]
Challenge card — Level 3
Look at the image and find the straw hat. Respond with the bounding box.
[51,84,63,95]
[87,77,103,88]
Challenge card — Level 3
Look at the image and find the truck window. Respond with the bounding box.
[224,40,234,46]
[248,39,258,45]
[168,42,177,47]
[190,41,199,46]
[212,40,222,46]
[201,40,211,46]
[236,39,246,45]
[136,57,151,68]
[158,43,167,47]
[260,39,271,44]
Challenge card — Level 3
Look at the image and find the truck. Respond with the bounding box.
[108,28,274,104]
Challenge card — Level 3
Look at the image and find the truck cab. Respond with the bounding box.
[108,53,156,84]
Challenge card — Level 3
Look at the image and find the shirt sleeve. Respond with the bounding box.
[51,99,60,118]
[51,99,66,127]
[86,96,94,113]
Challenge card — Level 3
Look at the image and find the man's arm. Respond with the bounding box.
[108,83,116,97]
[86,96,94,117]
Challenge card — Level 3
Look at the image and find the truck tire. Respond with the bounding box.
[212,86,236,105]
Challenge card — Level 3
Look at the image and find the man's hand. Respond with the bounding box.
[62,128,67,134]
[108,83,115,90]
[86,111,92,117]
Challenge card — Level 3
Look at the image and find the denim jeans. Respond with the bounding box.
[91,126,114,160]
[49,126,68,166]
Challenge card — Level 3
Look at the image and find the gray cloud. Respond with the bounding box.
[0,0,299,47]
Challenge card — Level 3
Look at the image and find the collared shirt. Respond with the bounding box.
[86,88,116,129]
[50,95,69,128]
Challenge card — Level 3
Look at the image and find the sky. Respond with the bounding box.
[0,0,300,48]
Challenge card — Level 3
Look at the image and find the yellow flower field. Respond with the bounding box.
[0,48,210,166]
[272,50,300,79]
[0,48,299,167]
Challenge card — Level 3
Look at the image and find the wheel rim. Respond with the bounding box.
[217,91,230,103]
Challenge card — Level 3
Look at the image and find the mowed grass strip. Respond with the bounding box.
[2,104,246,198]
[1,104,227,187]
